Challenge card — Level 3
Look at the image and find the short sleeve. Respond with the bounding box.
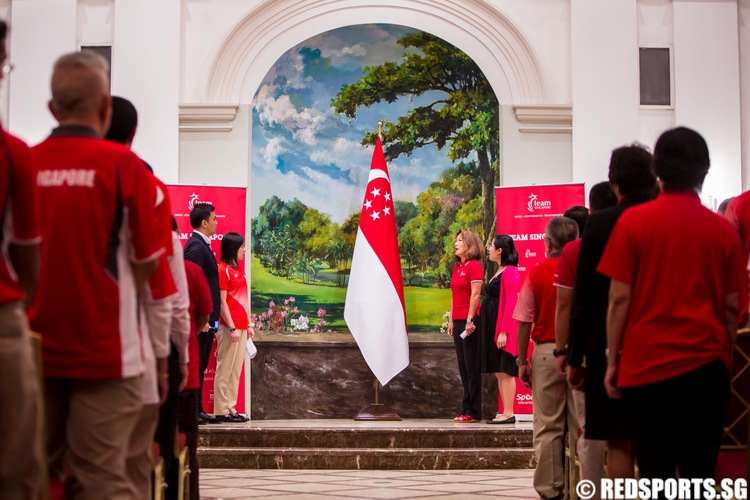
[7,134,41,244]
[597,215,636,285]
[554,244,576,289]
[219,263,229,291]
[513,268,536,323]
[468,260,483,282]
[118,150,162,263]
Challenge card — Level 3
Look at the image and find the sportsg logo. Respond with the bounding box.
[527,193,552,213]
[525,248,537,259]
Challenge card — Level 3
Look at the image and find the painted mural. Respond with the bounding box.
[251,24,499,332]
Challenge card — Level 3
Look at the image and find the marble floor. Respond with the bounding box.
[199,468,537,499]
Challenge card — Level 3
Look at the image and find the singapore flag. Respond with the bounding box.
[344,136,409,386]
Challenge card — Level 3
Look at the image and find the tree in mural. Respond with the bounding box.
[332,31,499,280]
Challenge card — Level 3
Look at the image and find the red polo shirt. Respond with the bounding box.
[450,259,483,320]
[0,131,41,304]
[514,256,560,343]
[553,239,581,289]
[219,262,249,329]
[598,191,744,387]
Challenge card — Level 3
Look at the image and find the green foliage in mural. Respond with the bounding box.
[332,31,500,282]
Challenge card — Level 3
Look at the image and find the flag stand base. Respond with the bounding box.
[354,379,402,421]
[354,403,402,421]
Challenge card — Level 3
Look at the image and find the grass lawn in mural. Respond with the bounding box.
[251,24,498,332]
[250,255,450,332]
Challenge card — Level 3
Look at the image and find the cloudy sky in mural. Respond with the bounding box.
[251,24,465,223]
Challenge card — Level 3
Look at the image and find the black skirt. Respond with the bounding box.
[478,274,519,377]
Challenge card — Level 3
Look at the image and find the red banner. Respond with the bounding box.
[495,183,585,415]
[168,185,248,414]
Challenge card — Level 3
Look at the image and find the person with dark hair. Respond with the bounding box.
[553,184,616,499]
[449,228,484,423]
[214,232,255,422]
[563,205,588,236]
[588,181,618,211]
[514,216,579,500]
[599,127,743,483]
[0,19,44,499]
[718,197,732,216]
[566,144,655,483]
[31,51,161,498]
[106,94,182,499]
[478,234,521,424]
[183,203,221,424]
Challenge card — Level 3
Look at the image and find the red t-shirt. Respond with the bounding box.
[218,262,249,329]
[723,191,750,326]
[29,128,162,379]
[553,239,581,289]
[598,191,744,387]
[184,260,213,389]
[516,257,560,343]
[450,259,483,320]
[146,173,177,301]
[0,131,41,304]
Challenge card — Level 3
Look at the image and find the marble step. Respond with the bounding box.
[197,446,536,470]
[199,426,533,449]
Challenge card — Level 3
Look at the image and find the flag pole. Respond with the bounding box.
[354,120,403,422]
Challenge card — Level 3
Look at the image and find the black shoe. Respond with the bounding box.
[199,410,220,424]
[231,413,250,422]
[197,416,207,425]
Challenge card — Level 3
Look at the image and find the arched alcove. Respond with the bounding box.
[204,0,550,105]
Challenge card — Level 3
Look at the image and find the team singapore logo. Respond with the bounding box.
[188,193,213,211]
[527,193,552,213]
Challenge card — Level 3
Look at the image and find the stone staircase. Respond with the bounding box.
[198,422,535,470]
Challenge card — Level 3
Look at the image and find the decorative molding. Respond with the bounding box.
[204,0,550,105]
[179,104,239,132]
[513,105,573,133]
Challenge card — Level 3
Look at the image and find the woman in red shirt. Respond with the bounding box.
[448,229,484,423]
[215,232,255,422]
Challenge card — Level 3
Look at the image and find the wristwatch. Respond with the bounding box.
[516,357,528,366]
[466,318,473,324]
[553,348,567,358]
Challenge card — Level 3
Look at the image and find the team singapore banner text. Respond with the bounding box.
[495,183,585,416]
[168,185,248,414]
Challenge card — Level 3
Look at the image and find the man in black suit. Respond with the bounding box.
[183,203,221,424]
[566,144,656,480]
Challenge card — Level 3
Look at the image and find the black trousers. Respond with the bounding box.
[155,344,181,500]
[621,358,729,487]
[177,389,199,500]
[453,318,482,420]
[197,328,216,412]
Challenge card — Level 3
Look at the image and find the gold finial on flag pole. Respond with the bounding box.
[377,120,383,140]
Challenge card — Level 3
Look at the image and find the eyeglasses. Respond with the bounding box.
[1,64,14,75]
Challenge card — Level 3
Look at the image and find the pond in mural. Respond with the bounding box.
[250,24,499,333]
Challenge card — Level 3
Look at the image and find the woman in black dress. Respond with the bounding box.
[478,235,521,424]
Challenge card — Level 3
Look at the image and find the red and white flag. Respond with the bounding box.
[344,136,409,386]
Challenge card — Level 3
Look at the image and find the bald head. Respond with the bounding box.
[49,51,111,135]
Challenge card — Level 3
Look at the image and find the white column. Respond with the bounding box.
[739,0,750,191]
[8,0,76,144]
[673,1,741,206]
[571,0,640,201]
[112,0,180,182]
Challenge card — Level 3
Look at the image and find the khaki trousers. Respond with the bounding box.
[0,301,43,500]
[531,342,579,499]
[126,403,160,500]
[213,325,247,415]
[45,375,142,500]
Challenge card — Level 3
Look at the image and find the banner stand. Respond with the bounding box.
[354,380,402,421]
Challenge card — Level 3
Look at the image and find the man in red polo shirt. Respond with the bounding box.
[30,51,161,497]
[599,127,743,481]
[514,216,579,500]
[0,19,43,499]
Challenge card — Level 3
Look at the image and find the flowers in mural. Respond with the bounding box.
[255,297,329,333]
